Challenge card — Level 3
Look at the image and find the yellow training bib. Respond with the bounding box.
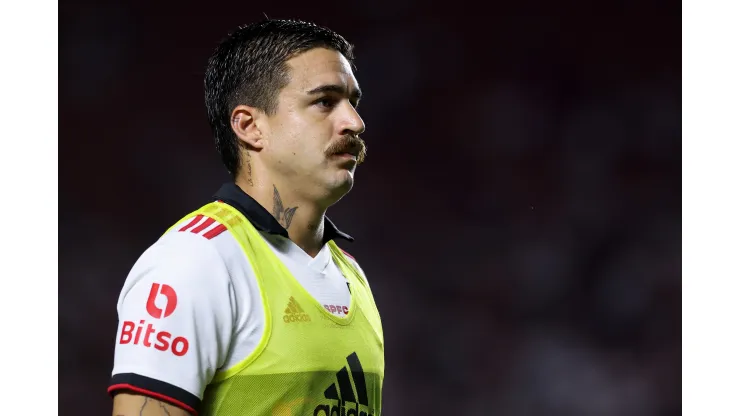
[171,202,384,416]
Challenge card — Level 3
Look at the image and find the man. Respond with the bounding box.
[109,19,384,416]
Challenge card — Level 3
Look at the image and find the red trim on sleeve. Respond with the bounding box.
[108,383,198,415]
[340,249,355,261]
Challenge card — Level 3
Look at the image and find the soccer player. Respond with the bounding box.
[109,19,384,416]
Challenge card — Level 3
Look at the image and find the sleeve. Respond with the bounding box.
[108,231,235,414]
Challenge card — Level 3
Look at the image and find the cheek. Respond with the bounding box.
[289,123,329,152]
[274,112,333,161]
[270,115,305,150]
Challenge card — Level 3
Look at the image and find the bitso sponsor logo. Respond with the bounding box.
[118,319,189,356]
[118,282,189,356]
[146,283,177,319]
[283,296,311,323]
[314,352,376,416]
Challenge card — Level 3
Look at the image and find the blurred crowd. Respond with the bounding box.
[61,3,680,415]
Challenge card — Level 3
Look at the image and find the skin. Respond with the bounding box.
[112,47,366,415]
[112,394,187,416]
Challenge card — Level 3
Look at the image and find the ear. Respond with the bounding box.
[231,105,266,150]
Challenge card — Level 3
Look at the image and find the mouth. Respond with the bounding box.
[332,147,360,158]
[331,152,358,160]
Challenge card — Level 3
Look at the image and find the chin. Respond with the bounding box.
[321,170,354,204]
[332,170,355,192]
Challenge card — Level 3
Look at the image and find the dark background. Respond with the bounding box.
[60,2,681,415]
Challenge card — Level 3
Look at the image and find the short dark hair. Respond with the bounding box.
[204,19,356,177]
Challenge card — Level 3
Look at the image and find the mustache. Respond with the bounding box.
[326,135,367,164]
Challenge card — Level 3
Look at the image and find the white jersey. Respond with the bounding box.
[108,183,366,414]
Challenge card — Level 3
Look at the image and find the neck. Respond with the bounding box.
[235,175,327,257]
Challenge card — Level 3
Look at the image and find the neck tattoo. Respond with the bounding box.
[272,185,298,229]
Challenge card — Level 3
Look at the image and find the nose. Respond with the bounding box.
[339,102,365,137]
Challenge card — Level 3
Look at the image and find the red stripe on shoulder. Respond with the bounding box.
[203,224,228,240]
[340,248,356,261]
[108,384,198,415]
[190,217,215,234]
[177,215,227,240]
[178,214,203,232]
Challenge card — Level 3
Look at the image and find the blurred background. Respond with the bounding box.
[60,1,681,415]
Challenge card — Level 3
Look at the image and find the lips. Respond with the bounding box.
[334,149,359,157]
[332,145,361,157]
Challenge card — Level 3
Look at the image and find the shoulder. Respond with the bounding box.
[122,215,242,294]
[145,214,244,268]
[337,246,370,282]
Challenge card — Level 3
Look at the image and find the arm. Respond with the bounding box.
[113,393,190,416]
[109,230,236,415]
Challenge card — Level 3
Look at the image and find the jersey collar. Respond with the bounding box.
[212,182,354,244]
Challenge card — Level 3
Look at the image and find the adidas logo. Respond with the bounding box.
[283,296,311,323]
[314,352,376,416]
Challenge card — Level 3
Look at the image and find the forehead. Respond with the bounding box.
[283,48,358,91]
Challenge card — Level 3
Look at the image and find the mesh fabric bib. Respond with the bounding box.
[171,202,384,416]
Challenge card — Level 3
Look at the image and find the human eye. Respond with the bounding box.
[314,96,338,110]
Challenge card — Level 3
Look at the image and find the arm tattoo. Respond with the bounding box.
[158,401,172,416]
[140,397,150,416]
[129,396,172,416]
[272,185,298,229]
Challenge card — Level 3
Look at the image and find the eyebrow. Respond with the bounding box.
[306,84,362,103]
